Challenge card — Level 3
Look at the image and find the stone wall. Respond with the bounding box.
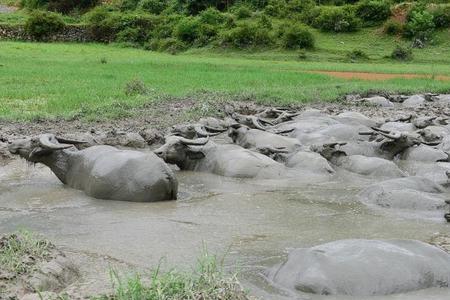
[0,24,94,42]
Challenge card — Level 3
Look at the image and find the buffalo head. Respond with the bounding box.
[154,136,209,168]
[8,134,83,162]
[170,123,225,139]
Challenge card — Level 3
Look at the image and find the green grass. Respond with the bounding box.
[1,40,450,120]
[94,251,250,300]
[0,230,53,275]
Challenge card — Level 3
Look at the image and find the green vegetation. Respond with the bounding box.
[1,0,449,52]
[1,41,450,121]
[24,9,64,39]
[95,251,249,300]
[0,230,52,275]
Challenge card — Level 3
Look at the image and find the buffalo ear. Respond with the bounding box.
[186,147,205,160]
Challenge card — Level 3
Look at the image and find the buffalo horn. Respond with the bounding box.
[39,134,73,150]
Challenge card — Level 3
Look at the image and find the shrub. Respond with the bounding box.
[124,78,149,96]
[138,0,168,14]
[404,10,435,43]
[84,6,121,42]
[199,7,226,25]
[264,0,287,17]
[148,37,186,53]
[281,24,315,49]
[221,22,273,48]
[356,0,391,25]
[24,10,65,40]
[116,27,141,44]
[175,17,201,43]
[286,0,315,15]
[390,45,412,61]
[346,49,369,61]
[47,0,99,14]
[21,0,98,13]
[383,19,403,35]
[20,0,47,10]
[313,6,361,32]
[233,5,252,19]
[257,14,273,29]
[431,6,450,28]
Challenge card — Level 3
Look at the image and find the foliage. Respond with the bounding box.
[313,6,361,32]
[347,49,369,61]
[20,0,47,10]
[280,24,315,49]
[220,21,273,48]
[20,0,98,13]
[356,0,391,25]
[85,7,159,44]
[430,6,450,28]
[24,9,64,40]
[124,78,150,96]
[138,0,168,14]
[84,6,121,41]
[232,4,252,19]
[383,19,403,35]
[404,9,435,43]
[390,45,413,61]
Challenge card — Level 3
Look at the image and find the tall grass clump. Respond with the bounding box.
[0,230,53,275]
[97,251,250,300]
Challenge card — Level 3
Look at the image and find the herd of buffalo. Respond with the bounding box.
[4,93,450,297]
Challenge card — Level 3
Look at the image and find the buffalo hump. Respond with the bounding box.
[268,239,450,296]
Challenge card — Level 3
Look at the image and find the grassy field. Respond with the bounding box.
[1,40,450,120]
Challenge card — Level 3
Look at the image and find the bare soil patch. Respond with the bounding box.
[311,71,450,81]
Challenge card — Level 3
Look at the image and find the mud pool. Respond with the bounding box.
[1,157,450,299]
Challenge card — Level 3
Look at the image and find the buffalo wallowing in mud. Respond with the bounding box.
[5,93,450,297]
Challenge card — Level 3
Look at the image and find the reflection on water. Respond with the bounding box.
[1,160,449,299]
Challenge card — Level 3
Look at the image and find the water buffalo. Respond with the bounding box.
[228,124,302,153]
[359,176,447,212]
[8,134,178,202]
[312,142,405,177]
[267,239,450,296]
[154,136,291,178]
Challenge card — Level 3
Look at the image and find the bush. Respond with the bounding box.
[264,0,287,17]
[281,24,315,49]
[199,7,226,25]
[24,10,65,40]
[404,10,435,43]
[84,6,121,42]
[233,5,252,19]
[383,19,403,35]
[47,0,99,14]
[138,0,168,14]
[257,14,273,29]
[390,45,413,61]
[356,0,391,25]
[286,0,315,14]
[20,0,47,10]
[175,17,201,43]
[347,49,369,61]
[313,6,361,32]
[21,0,98,13]
[221,22,273,48]
[116,27,141,44]
[431,6,450,28]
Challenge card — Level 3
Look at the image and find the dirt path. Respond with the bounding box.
[311,70,450,81]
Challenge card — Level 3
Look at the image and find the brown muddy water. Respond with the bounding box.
[1,157,450,299]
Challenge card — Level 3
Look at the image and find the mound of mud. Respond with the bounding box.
[0,232,78,300]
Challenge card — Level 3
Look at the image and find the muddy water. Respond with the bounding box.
[1,159,450,299]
